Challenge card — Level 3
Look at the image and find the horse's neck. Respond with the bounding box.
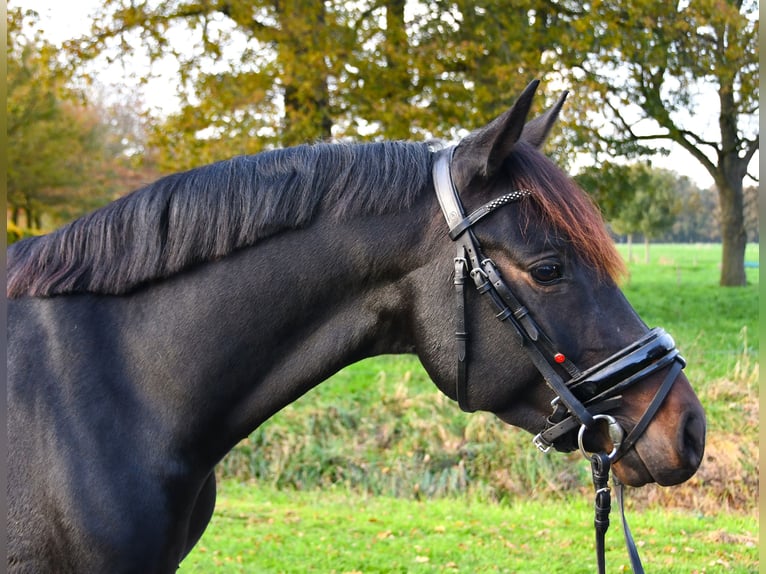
[127,205,438,464]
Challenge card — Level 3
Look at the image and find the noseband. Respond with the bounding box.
[433,147,686,573]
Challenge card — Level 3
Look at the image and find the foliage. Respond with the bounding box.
[13,1,759,281]
[576,161,681,260]
[664,182,758,244]
[71,1,577,171]
[8,7,99,228]
[577,162,759,244]
[665,176,722,243]
[576,161,679,235]
[556,0,758,168]
[6,7,159,231]
[6,220,40,244]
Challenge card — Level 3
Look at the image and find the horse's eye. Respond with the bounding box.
[531,263,562,284]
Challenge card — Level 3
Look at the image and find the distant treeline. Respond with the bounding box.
[610,184,759,244]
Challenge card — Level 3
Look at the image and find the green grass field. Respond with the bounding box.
[180,484,757,573]
[180,243,759,572]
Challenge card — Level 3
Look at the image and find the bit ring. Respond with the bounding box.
[578,414,624,462]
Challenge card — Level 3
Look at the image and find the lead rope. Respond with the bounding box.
[591,453,612,574]
[589,455,646,574]
[615,477,645,574]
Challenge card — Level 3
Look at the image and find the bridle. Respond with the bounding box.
[433,146,686,573]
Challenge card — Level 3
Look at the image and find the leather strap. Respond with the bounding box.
[454,248,469,408]
[433,148,465,232]
[535,397,623,451]
[614,358,684,462]
[591,453,612,574]
[615,478,645,574]
[448,190,532,240]
[434,147,593,423]
[534,330,682,451]
[591,456,647,574]
[473,254,595,426]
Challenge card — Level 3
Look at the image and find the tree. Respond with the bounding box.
[8,7,100,228]
[742,185,759,243]
[71,1,574,171]
[666,179,720,243]
[69,1,341,170]
[576,162,681,262]
[7,7,158,231]
[62,1,756,271]
[555,0,758,285]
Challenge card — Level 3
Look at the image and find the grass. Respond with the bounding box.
[179,483,758,573]
[615,243,759,382]
[181,243,758,571]
[610,244,759,514]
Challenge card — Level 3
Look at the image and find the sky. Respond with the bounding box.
[16,0,760,190]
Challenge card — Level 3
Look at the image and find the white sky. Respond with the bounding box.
[15,0,759,189]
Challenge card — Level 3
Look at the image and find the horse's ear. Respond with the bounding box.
[452,79,539,187]
[521,91,568,148]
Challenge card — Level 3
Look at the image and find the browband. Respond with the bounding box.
[433,147,532,240]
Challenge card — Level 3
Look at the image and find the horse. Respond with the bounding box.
[7,80,705,573]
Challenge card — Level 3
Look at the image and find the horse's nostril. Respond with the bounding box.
[679,410,706,470]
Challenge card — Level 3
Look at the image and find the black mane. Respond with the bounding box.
[7,141,434,297]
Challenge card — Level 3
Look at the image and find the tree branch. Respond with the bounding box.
[677,129,720,151]
[742,135,759,165]
[632,67,721,177]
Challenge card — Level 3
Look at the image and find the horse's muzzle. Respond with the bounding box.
[614,375,706,487]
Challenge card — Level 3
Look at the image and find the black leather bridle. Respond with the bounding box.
[433,146,686,573]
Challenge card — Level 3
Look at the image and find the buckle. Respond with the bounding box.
[533,433,553,453]
[454,256,468,270]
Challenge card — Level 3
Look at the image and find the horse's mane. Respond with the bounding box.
[7,139,622,299]
[7,142,434,297]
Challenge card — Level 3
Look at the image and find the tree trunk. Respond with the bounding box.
[25,197,36,230]
[644,236,650,264]
[381,0,411,140]
[277,1,333,146]
[717,177,747,286]
[716,72,750,287]
[626,233,633,263]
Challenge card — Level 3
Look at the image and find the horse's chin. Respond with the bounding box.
[612,451,653,487]
[612,446,700,487]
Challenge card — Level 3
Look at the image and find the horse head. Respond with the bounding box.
[415,80,705,488]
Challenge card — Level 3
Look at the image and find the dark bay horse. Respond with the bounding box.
[7,81,705,573]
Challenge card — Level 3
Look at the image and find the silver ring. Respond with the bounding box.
[578,414,624,462]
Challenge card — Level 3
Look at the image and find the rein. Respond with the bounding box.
[432,147,686,573]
